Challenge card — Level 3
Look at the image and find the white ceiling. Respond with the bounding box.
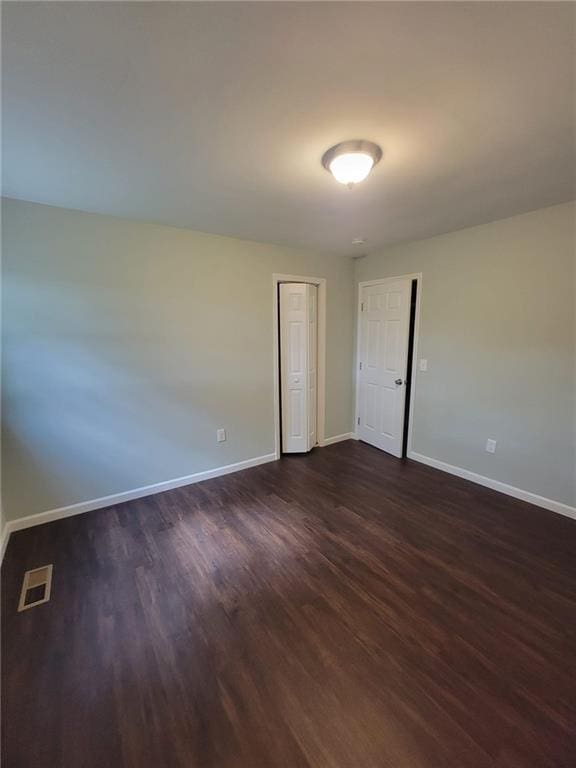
[3,2,575,256]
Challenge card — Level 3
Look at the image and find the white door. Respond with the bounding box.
[358,278,411,457]
[280,283,318,453]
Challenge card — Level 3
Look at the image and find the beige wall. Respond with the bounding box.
[2,199,355,521]
[356,202,576,507]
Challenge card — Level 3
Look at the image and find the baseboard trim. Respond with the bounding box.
[320,433,355,446]
[2,453,278,554]
[408,451,576,520]
[8,443,570,562]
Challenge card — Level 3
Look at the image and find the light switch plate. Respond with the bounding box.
[419,359,428,371]
[486,439,497,454]
[217,429,226,443]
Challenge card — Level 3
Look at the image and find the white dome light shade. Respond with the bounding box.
[321,140,382,187]
[329,152,374,185]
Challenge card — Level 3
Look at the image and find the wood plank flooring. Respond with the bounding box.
[2,441,575,768]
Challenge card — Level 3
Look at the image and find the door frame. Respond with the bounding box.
[355,273,423,457]
[273,274,327,459]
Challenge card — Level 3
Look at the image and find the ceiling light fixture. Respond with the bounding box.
[322,140,382,188]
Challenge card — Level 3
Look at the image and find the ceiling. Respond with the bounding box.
[3,2,575,256]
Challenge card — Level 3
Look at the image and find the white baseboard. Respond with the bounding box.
[320,432,355,446]
[1,453,278,556]
[0,437,363,561]
[0,435,362,560]
[408,451,576,520]
[6,443,571,564]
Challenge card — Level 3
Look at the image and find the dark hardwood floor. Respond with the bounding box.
[2,441,575,768]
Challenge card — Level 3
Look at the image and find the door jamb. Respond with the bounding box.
[355,273,423,457]
[273,274,327,459]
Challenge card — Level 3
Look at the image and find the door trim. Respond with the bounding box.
[355,273,422,457]
[273,274,327,459]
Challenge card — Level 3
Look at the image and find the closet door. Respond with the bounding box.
[280,283,317,453]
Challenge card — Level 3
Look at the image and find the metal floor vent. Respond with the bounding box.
[18,565,53,612]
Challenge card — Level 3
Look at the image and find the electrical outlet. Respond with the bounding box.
[217,429,227,443]
[419,359,428,371]
[485,438,497,454]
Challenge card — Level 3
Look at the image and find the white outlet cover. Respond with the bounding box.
[485,439,497,453]
[217,429,226,442]
[419,359,428,371]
